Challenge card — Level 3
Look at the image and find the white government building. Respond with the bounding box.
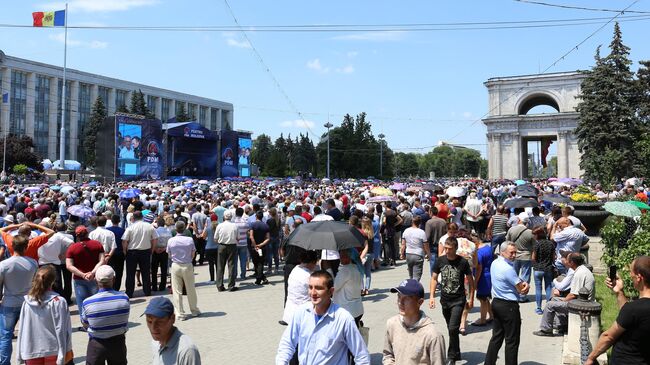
[0,50,234,164]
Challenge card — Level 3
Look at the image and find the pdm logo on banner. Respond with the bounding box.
[140,119,163,179]
[221,130,239,178]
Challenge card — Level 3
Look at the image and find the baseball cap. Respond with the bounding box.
[390,279,424,299]
[75,226,88,236]
[95,265,115,283]
[142,297,175,318]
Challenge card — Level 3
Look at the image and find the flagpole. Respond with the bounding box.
[58,3,68,170]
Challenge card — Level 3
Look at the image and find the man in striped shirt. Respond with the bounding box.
[81,265,130,365]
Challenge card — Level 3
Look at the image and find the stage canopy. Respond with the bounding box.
[164,122,218,140]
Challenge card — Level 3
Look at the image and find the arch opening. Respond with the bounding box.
[518,94,560,115]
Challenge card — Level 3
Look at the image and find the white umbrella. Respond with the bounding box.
[198,179,209,184]
[446,186,466,198]
[549,181,570,187]
[172,186,185,192]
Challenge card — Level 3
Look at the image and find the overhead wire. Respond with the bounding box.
[514,0,650,14]
[446,0,641,145]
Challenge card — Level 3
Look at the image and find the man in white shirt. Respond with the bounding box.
[122,211,158,298]
[89,216,117,264]
[214,211,239,292]
[38,222,74,302]
[400,216,429,282]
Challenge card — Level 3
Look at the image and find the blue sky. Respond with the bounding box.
[3,0,650,158]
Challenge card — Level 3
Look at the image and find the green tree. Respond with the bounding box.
[292,133,317,175]
[116,104,130,113]
[175,103,191,122]
[83,96,108,168]
[0,134,42,172]
[576,23,641,184]
[251,134,273,174]
[266,134,288,177]
[129,89,155,119]
[393,152,420,177]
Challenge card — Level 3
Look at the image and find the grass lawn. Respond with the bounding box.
[595,274,619,331]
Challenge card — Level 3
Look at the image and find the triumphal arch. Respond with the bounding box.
[482,71,586,179]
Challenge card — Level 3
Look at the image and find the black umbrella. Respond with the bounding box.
[541,193,570,204]
[422,183,443,192]
[503,197,539,209]
[515,184,539,198]
[286,221,365,251]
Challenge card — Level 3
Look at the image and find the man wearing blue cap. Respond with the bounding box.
[144,297,201,365]
[384,279,447,364]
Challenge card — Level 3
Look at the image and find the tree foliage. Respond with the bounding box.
[576,23,645,184]
[0,134,42,172]
[83,96,108,168]
[251,134,272,173]
[392,146,484,178]
[129,89,155,119]
[175,103,191,122]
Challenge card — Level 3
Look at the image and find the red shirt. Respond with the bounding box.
[66,239,104,280]
[301,212,313,223]
[436,202,449,221]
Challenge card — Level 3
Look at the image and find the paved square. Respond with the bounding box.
[57,262,562,364]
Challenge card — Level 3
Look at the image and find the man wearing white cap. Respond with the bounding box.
[81,265,130,364]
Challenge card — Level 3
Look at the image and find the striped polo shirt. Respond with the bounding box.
[81,288,130,339]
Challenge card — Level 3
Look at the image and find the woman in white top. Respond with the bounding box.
[333,248,364,327]
[282,250,319,324]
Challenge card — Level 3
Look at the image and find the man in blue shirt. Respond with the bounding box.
[276,270,370,365]
[484,241,530,365]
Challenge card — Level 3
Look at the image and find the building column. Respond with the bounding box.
[494,133,502,179]
[512,132,521,179]
[48,77,59,160]
[215,108,222,130]
[90,84,98,105]
[169,100,176,120]
[69,81,79,160]
[154,96,162,120]
[126,90,132,110]
[557,131,570,178]
[206,107,213,129]
[1,68,11,139]
[25,73,36,139]
[108,88,116,115]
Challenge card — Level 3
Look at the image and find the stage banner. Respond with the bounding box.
[238,137,252,177]
[140,119,164,179]
[115,115,163,179]
[221,130,239,178]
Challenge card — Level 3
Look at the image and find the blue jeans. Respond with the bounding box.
[0,305,21,365]
[373,239,381,260]
[266,237,280,270]
[74,279,98,318]
[534,270,554,310]
[513,260,532,300]
[363,254,373,290]
[429,250,438,277]
[234,246,248,279]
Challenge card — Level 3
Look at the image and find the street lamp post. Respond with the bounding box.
[324,122,333,179]
[378,133,385,178]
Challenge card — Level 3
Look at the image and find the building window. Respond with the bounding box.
[199,106,207,126]
[9,71,27,136]
[147,95,157,118]
[98,86,109,105]
[162,98,171,122]
[175,101,185,118]
[77,83,92,163]
[210,108,218,130]
[222,110,232,130]
[57,79,72,158]
[187,103,197,120]
[115,90,128,111]
[34,75,50,157]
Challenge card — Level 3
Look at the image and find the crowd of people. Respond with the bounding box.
[0,176,648,365]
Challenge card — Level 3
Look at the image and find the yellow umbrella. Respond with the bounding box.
[371,187,393,196]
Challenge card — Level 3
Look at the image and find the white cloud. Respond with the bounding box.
[226,38,251,49]
[280,119,315,129]
[336,65,355,74]
[462,112,473,118]
[48,32,108,49]
[39,0,158,13]
[306,58,329,73]
[332,31,406,42]
[347,51,359,58]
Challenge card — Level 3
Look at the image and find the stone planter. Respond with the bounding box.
[570,201,611,236]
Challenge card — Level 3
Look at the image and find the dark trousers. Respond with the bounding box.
[205,248,219,282]
[320,259,340,278]
[125,249,151,298]
[283,263,297,306]
[61,263,73,304]
[41,263,65,300]
[192,237,206,265]
[442,300,465,361]
[86,334,127,365]
[216,244,237,288]
[108,252,125,292]
[151,251,169,291]
[248,245,267,282]
[383,234,396,262]
[485,298,521,365]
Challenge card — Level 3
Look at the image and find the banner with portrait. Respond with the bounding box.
[115,115,163,179]
[238,137,252,177]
